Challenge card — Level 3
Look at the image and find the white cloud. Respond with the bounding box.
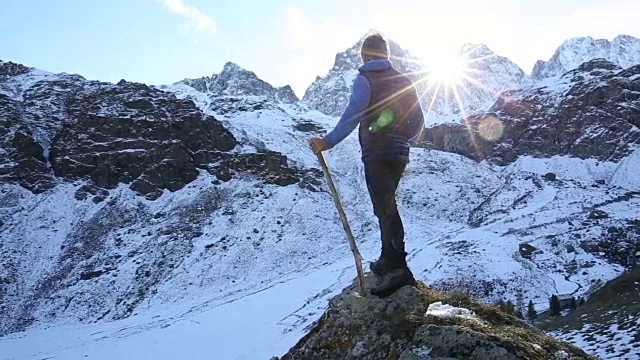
[162,0,217,35]
[283,6,362,96]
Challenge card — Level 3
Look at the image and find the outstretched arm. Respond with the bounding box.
[323,75,371,147]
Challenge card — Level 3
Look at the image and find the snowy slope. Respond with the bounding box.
[2,142,637,360]
[547,268,640,359]
[552,318,640,359]
[1,47,639,360]
[532,34,640,79]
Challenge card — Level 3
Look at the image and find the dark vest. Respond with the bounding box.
[358,67,420,162]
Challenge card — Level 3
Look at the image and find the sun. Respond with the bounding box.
[426,54,468,86]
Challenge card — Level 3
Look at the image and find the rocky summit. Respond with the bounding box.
[276,275,593,360]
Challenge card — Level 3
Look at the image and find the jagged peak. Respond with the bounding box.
[221,61,245,73]
[553,34,640,53]
[0,60,33,76]
[459,43,496,59]
[357,28,386,42]
[531,33,640,79]
[277,84,294,92]
[612,34,640,43]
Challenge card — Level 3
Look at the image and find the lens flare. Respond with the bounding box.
[369,108,395,132]
[477,115,504,142]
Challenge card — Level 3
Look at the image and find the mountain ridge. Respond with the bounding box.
[176,61,299,104]
[532,34,640,79]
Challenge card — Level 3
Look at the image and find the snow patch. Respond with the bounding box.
[426,302,476,319]
[499,155,618,184]
[611,148,640,191]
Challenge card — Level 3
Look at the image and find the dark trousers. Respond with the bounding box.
[364,160,408,270]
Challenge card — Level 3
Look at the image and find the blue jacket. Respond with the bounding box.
[324,59,425,162]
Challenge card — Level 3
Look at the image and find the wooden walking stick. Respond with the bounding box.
[316,152,367,295]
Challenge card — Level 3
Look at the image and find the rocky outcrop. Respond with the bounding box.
[276,275,594,360]
[421,59,640,164]
[0,60,31,76]
[48,80,238,200]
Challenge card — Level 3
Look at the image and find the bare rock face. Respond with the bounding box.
[421,59,640,165]
[276,275,594,360]
[0,95,56,193]
[47,80,238,200]
[0,61,31,76]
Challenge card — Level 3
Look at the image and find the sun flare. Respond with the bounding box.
[426,55,468,86]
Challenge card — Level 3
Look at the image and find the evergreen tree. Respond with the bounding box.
[549,295,561,316]
[569,298,577,310]
[505,300,516,315]
[578,297,585,307]
[527,300,537,323]
[516,291,524,313]
[495,299,506,312]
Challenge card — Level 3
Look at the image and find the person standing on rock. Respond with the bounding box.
[309,32,425,297]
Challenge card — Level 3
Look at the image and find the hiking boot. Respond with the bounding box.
[370,267,416,297]
[369,257,387,277]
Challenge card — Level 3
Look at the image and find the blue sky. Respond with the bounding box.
[2,0,640,97]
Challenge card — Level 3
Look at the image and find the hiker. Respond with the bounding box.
[309,32,425,297]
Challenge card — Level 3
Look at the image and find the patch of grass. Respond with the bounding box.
[410,283,592,359]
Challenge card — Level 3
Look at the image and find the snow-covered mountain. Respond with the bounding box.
[532,34,640,79]
[419,43,530,124]
[301,33,422,117]
[302,37,530,125]
[423,59,640,165]
[1,31,640,359]
[178,61,298,104]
